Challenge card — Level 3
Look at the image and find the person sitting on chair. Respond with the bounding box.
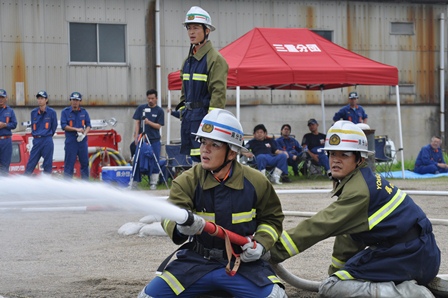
[414,136,448,174]
[276,124,304,177]
[301,119,331,177]
[242,124,289,184]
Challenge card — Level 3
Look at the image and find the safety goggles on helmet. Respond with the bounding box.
[322,120,373,158]
[192,109,248,153]
[183,6,215,31]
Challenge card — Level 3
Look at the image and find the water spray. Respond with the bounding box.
[0,175,249,245]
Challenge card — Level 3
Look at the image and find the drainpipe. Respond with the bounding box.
[155,0,161,107]
[440,13,445,146]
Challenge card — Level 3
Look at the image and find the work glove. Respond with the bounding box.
[176,214,205,236]
[77,132,86,142]
[240,240,265,263]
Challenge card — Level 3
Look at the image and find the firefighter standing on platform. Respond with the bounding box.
[60,92,91,180]
[0,89,17,175]
[24,90,58,175]
[176,6,228,162]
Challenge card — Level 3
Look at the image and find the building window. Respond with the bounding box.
[311,30,333,42]
[69,23,126,64]
[390,22,414,35]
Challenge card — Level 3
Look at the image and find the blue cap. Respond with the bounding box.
[0,89,7,97]
[307,118,318,126]
[36,90,48,98]
[70,92,82,100]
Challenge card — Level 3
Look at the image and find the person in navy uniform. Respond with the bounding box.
[24,90,58,175]
[132,89,165,189]
[60,92,91,180]
[414,135,448,174]
[333,91,368,124]
[0,89,17,175]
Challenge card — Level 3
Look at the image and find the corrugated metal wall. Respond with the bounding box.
[0,0,445,106]
[0,0,150,106]
[160,0,446,107]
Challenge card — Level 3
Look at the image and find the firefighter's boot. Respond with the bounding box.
[150,173,159,190]
[271,167,283,185]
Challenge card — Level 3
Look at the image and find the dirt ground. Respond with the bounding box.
[0,178,447,298]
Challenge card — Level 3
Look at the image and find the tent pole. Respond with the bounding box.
[320,88,326,132]
[236,86,241,121]
[396,85,405,178]
[167,91,171,145]
[440,13,445,146]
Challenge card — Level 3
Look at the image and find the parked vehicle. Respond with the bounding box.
[9,119,127,179]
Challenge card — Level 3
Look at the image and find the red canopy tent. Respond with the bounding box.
[168,27,398,90]
[167,28,404,175]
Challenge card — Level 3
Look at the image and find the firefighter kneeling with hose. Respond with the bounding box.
[268,120,441,297]
[139,109,286,297]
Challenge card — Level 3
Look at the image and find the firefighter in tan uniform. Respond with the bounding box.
[176,6,228,162]
[269,121,440,297]
[139,109,286,297]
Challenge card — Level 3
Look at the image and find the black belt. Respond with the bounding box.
[384,225,421,246]
[0,135,11,139]
[33,135,50,138]
[185,101,204,110]
[193,242,226,260]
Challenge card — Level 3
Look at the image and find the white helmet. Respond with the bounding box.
[323,120,373,158]
[192,109,248,153]
[182,6,215,31]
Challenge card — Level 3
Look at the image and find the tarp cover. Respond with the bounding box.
[168,27,398,91]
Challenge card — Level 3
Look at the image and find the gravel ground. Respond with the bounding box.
[0,178,447,298]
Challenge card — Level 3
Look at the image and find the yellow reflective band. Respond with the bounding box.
[327,128,365,137]
[182,73,190,80]
[162,218,170,233]
[369,189,406,230]
[334,270,355,280]
[196,211,215,222]
[257,224,279,242]
[190,148,200,156]
[279,231,300,257]
[331,256,345,269]
[232,209,256,224]
[268,275,282,284]
[192,73,208,81]
[159,271,185,295]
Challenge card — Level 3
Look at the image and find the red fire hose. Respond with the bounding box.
[203,221,249,246]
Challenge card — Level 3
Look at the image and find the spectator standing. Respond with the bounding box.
[276,124,304,177]
[132,89,165,190]
[269,120,440,297]
[24,90,58,175]
[243,124,289,184]
[301,119,330,175]
[60,92,91,180]
[138,109,285,298]
[177,6,228,162]
[333,91,368,124]
[0,89,17,175]
[414,136,448,174]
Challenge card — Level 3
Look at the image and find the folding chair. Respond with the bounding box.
[375,135,395,178]
[239,154,276,182]
[297,153,326,179]
[165,144,193,179]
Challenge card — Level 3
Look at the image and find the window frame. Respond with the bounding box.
[69,22,128,66]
